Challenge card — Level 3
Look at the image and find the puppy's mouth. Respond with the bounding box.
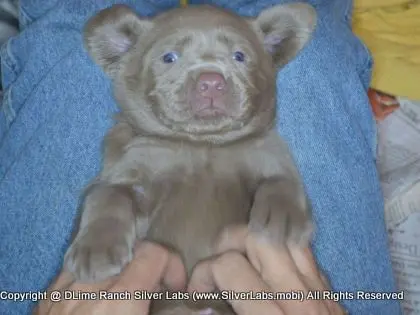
[186,71,234,119]
[150,69,254,137]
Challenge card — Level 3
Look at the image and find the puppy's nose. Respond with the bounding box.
[196,72,227,97]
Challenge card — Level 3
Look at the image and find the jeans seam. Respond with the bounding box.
[343,0,353,24]
[0,38,19,79]
[18,4,35,27]
[0,46,78,153]
[358,38,374,78]
[1,87,15,126]
[372,122,378,161]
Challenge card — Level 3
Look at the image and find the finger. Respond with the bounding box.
[161,249,187,291]
[49,271,75,290]
[315,272,347,315]
[214,225,311,311]
[213,224,249,254]
[115,241,186,292]
[320,273,332,289]
[214,226,328,314]
[106,242,176,314]
[249,237,305,289]
[44,272,117,315]
[34,271,76,314]
[33,299,51,315]
[189,251,283,315]
[289,246,338,311]
[289,247,320,279]
[248,236,331,314]
[288,246,330,291]
[296,262,344,315]
[187,260,217,293]
[111,241,187,315]
[288,239,345,314]
[213,224,263,273]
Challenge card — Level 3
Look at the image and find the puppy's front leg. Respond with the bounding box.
[249,177,312,246]
[64,183,139,282]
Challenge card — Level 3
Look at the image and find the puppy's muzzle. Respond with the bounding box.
[189,72,230,118]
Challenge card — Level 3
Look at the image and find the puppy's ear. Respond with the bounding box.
[83,4,153,77]
[253,3,316,68]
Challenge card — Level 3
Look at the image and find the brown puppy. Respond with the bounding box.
[64,3,317,315]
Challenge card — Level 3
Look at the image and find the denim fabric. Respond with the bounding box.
[0,0,401,314]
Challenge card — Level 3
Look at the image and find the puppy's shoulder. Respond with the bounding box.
[101,119,136,168]
[228,129,298,179]
[101,131,199,183]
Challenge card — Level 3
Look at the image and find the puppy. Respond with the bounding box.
[64,3,317,315]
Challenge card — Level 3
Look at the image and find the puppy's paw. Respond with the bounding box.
[64,219,135,282]
[249,197,312,247]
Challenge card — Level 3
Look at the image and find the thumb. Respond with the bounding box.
[116,241,187,291]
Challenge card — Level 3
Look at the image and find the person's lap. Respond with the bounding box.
[0,0,401,314]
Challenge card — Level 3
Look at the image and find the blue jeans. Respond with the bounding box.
[0,0,401,314]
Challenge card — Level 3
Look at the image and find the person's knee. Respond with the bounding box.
[310,10,373,85]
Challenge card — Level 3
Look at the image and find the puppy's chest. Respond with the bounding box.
[102,134,292,189]
[104,141,243,185]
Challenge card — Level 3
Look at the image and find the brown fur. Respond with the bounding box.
[63,4,317,315]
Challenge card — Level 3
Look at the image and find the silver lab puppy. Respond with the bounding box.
[64,3,317,315]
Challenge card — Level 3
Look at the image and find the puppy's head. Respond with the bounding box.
[84,4,316,144]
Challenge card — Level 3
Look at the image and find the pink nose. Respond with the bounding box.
[196,72,227,97]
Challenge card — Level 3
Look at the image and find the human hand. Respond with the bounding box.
[188,225,346,315]
[34,242,186,315]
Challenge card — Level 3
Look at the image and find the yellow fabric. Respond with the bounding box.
[352,0,420,100]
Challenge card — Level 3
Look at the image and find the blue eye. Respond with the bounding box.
[162,51,179,64]
[233,51,245,62]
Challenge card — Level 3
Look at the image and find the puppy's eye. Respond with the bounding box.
[162,51,179,64]
[233,51,245,62]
